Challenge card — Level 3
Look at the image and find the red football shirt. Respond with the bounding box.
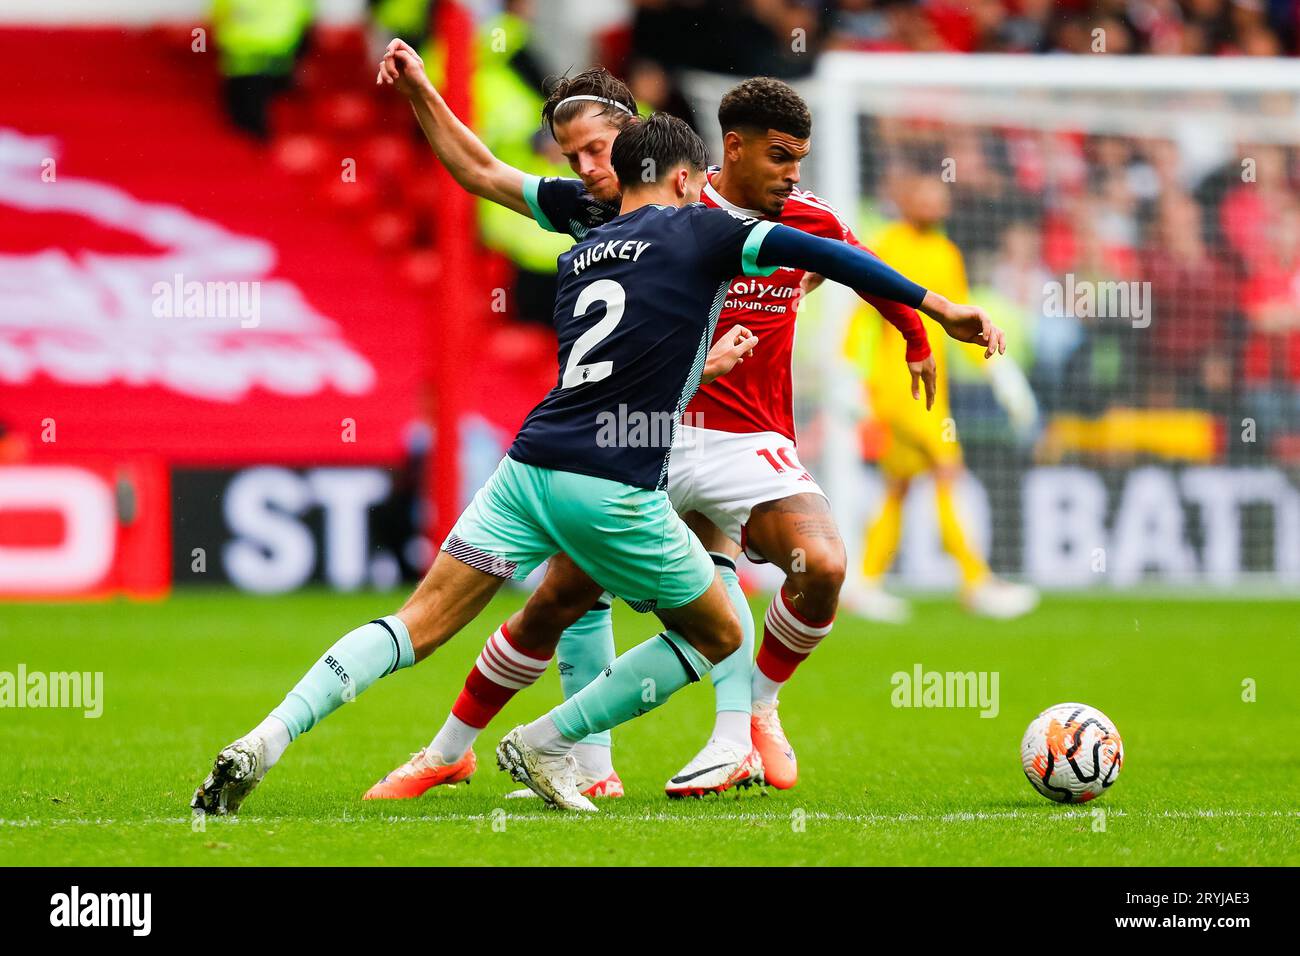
[689,172,930,442]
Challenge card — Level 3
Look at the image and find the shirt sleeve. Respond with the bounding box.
[752,223,929,310]
[689,206,780,279]
[845,228,932,363]
[521,175,586,236]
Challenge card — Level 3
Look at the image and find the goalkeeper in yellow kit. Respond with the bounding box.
[841,172,1039,622]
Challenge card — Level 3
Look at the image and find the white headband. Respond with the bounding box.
[555,94,634,116]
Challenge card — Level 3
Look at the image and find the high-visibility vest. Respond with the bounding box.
[211,0,313,78]
[372,0,429,41]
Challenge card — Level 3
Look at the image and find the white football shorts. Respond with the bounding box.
[667,424,827,561]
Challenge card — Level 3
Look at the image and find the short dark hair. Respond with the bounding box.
[541,67,638,137]
[610,113,708,190]
[718,77,812,139]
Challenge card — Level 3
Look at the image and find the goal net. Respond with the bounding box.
[685,54,1300,592]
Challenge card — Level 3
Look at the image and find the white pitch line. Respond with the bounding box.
[1,809,1295,828]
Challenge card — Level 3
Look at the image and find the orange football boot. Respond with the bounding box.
[506,769,624,800]
[751,702,797,789]
[582,770,625,798]
[362,748,476,800]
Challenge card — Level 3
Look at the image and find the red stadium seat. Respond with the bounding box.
[405,175,443,220]
[360,133,417,183]
[297,25,371,92]
[313,91,378,136]
[323,173,380,217]
[272,133,331,178]
[397,249,443,290]
[367,209,417,254]
[269,91,316,135]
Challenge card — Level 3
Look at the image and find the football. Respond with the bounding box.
[1020,703,1124,803]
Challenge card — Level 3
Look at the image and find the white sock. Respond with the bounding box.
[247,715,291,769]
[751,670,783,708]
[712,710,752,749]
[572,742,613,778]
[520,715,573,756]
[429,713,480,762]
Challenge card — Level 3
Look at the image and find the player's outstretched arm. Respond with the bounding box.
[800,263,937,408]
[376,39,530,217]
[756,225,1006,358]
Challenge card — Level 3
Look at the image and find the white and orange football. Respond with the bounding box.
[1021,703,1123,803]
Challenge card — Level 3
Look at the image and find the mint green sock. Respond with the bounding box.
[709,562,755,714]
[557,602,616,748]
[549,630,712,741]
[270,616,415,740]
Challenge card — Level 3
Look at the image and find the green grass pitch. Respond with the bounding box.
[1,589,1296,866]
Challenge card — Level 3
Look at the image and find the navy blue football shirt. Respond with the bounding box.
[508,203,777,490]
[522,175,619,239]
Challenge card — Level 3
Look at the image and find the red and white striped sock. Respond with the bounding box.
[753,588,834,706]
[428,623,550,760]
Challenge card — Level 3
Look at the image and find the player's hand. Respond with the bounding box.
[376,38,429,97]
[701,324,759,384]
[921,294,1006,358]
[798,271,825,303]
[908,355,937,411]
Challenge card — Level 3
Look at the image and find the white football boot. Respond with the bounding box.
[496,726,597,812]
[964,578,1039,620]
[191,737,270,816]
[505,768,624,800]
[664,739,764,798]
[839,582,911,624]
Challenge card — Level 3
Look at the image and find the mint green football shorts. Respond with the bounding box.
[443,456,715,613]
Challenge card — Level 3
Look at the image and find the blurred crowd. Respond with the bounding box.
[208,1,1300,137]
[623,0,1300,68]
[825,0,1300,56]
[860,124,1300,460]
